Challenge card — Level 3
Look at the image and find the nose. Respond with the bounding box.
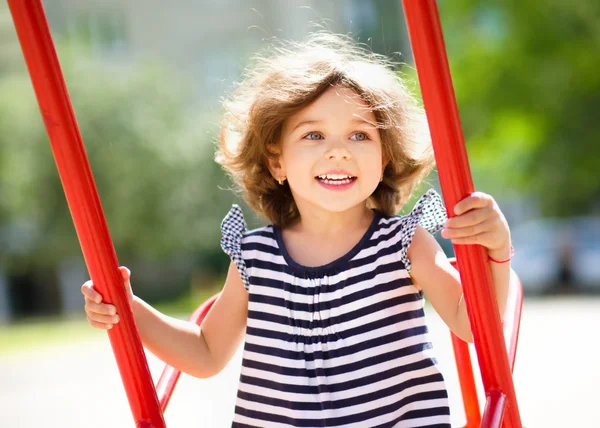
[324,140,352,161]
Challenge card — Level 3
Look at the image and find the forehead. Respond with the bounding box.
[287,86,376,128]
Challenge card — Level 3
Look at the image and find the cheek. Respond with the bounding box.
[358,144,384,173]
[282,149,312,180]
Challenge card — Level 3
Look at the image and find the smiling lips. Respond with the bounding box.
[316,173,357,189]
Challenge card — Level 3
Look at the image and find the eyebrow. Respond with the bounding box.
[291,117,375,132]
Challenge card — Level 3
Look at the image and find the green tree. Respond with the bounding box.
[436,0,600,216]
[0,40,238,291]
[0,3,24,75]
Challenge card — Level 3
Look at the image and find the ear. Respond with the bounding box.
[381,154,390,175]
[267,155,286,182]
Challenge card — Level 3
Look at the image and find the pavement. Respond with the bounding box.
[1,296,599,427]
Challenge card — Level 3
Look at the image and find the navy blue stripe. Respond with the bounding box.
[249,276,417,316]
[249,292,422,330]
[242,340,432,377]
[237,372,445,411]
[243,227,274,239]
[378,407,451,427]
[241,217,403,245]
[242,241,280,256]
[240,356,439,394]
[234,390,449,427]
[249,258,411,295]
[246,309,425,345]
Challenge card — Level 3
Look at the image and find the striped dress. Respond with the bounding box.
[220,189,450,427]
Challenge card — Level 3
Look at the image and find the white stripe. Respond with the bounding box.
[370,218,403,240]
[242,227,275,241]
[247,250,409,291]
[346,399,449,428]
[245,315,428,355]
[233,400,450,428]
[247,283,420,321]
[353,228,404,261]
[247,291,423,336]
[235,381,447,421]
[247,266,412,305]
[239,362,442,403]
[242,233,278,248]
[232,413,296,428]
[243,329,431,372]
[243,249,286,265]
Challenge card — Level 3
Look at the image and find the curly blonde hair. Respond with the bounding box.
[216,32,435,228]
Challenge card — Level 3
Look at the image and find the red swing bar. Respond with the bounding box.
[402,1,522,427]
[7,1,165,427]
[448,260,523,427]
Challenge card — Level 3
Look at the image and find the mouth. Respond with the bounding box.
[315,173,357,186]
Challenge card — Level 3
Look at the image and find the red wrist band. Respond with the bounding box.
[488,244,515,264]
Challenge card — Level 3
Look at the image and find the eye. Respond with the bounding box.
[303,132,323,141]
[350,132,370,141]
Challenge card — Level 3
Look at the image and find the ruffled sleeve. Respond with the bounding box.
[399,189,448,273]
[220,205,250,290]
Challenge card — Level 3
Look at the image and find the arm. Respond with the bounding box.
[83,262,248,378]
[408,227,514,343]
[408,192,514,343]
[133,262,248,378]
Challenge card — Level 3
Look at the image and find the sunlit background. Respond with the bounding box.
[1,1,599,427]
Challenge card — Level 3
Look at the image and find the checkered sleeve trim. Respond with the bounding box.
[400,189,448,273]
[220,204,249,290]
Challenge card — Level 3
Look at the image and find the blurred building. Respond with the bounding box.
[44,0,409,102]
[1,0,409,321]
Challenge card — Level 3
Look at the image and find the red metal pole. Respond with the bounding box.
[448,260,481,427]
[7,1,165,427]
[401,1,522,427]
[482,390,507,428]
[451,334,481,427]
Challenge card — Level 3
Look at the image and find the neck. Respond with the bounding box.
[291,201,374,238]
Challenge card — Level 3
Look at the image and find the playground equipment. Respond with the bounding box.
[7,0,523,426]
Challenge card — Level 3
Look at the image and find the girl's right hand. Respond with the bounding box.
[80,266,133,330]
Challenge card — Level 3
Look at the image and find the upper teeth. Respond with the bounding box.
[318,174,352,180]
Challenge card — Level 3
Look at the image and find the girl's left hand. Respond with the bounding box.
[441,192,511,255]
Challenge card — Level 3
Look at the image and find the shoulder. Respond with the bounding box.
[392,189,449,272]
[240,223,278,252]
[241,224,275,241]
[371,214,405,239]
[407,225,441,262]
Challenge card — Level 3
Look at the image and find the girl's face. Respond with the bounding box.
[274,86,384,215]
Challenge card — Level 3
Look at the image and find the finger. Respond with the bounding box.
[87,312,120,325]
[81,281,103,304]
[445,206,492,229]
[453,192,492,215]
[443,217,497,239]
[450,231,496,246]
[87,316,114,330]
[119,266,131,283]
[85,300,118,316]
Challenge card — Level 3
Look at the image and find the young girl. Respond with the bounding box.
[82,33,514,427]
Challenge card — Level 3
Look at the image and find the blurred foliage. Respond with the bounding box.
[438,0,600,216]
[1,0,599,286]
[0,38,239,277]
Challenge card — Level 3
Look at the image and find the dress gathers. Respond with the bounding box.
[220,189,451,428]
